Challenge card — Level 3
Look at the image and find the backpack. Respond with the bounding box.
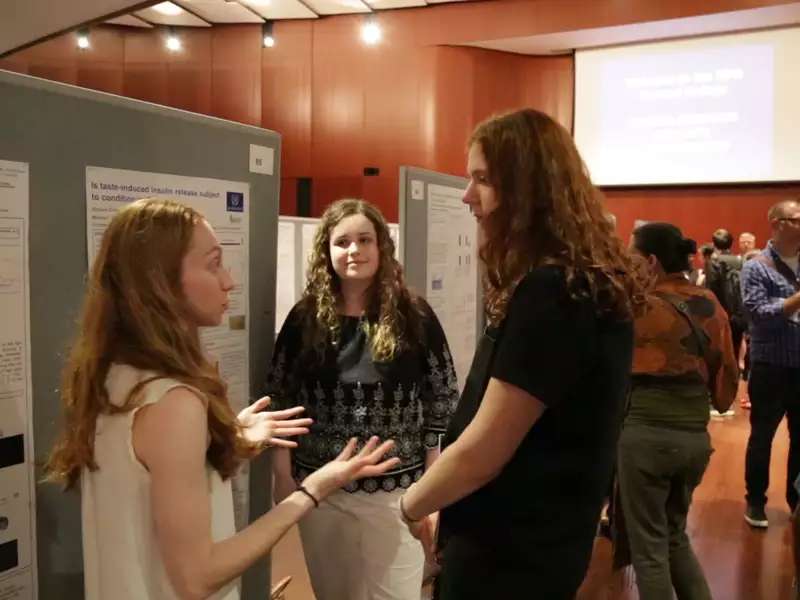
[707,255,745,325]
[722,265,747,326]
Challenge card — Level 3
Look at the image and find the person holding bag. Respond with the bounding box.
[618,222,738,600]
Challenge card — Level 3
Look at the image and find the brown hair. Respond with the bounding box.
[469,109,646,325]
[298,198,423,362]
[46,198,256,489]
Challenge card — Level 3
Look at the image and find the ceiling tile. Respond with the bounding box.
[364,0,426,8]
[304,0,370,16]
[105,14,154,27]
[135,3,212,26]
[177,0,264,23]
[239,0,318,19]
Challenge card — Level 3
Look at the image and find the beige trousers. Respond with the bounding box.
[298,489,424,600]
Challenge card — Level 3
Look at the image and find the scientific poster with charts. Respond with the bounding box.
[426,183,478,392]
[85,166,252,530]
[0,160,36,600]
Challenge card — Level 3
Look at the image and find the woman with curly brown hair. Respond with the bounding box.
[398,108,647,599]
[266,198,459,600]
[46,198,400,600]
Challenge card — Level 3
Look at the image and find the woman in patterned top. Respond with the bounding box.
[618,222,738,600]
[267,199,459,600]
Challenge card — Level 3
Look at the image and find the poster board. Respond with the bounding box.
[0,69,279,599]
[399,167,480,392]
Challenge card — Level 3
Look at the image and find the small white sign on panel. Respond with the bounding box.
[249,144,274,176]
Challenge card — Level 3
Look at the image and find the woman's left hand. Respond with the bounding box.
[237,396,313,449]
[404,511,439,566]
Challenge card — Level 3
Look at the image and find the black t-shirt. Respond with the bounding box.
[440,266,633,568]
[266,299,460,493]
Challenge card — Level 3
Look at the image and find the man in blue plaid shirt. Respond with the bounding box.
[742,199,800,528]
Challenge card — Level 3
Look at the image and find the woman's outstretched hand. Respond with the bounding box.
[237,396,313,449]
[302,437,400,501]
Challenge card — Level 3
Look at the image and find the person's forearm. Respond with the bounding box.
[193,491,315,598]
[712,359,739,413]
[272,447,295,503]
[403,442,497,521]
[784,292,800,318]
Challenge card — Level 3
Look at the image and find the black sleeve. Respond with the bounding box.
[705,259,726,306]
[264,304,303,410]
[418,300,460,448]
[491,268,586,408]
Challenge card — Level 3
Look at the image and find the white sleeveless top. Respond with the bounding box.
[81,363,240,600]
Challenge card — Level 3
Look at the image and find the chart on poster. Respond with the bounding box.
[426,183,478,391]
[85,166,252,529]
[0,160,36,600]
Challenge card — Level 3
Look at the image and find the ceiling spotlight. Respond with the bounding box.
[152,2,184,16]
[166,28,182,51]
[77,28,90,50]
[361,19,381,46]
[262,22,275,48]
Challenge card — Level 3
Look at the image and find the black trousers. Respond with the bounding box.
[745,362,800,510]
[433,532,590,600]
[730,320,745,367]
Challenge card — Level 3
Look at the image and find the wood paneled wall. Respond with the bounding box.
[2,0,794,238]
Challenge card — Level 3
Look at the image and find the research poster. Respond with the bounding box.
[85,166,251,529]
[0,159,36,600]
[426,183,478,391]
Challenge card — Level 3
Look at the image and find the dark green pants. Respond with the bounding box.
[618,424,713,600]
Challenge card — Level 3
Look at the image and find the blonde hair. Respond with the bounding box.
[46,198,256,489]
[298,199,423,362]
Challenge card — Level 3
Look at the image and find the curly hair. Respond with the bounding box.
[46,198,257,489]
[469,109,647,325]
[298,199,423,363]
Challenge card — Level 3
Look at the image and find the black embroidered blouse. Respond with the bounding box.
[266,300,459,493]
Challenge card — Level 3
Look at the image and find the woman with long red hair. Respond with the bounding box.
[399,109,647,598]
[46,198,398,600]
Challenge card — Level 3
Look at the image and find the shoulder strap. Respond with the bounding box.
[652,292,709,354]
[652,291,719,394]
[752,253,800,291]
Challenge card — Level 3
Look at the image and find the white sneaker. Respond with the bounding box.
[710,408,722,417]
[723,409,735,417]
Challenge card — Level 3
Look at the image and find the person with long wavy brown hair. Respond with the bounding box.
[398,108,648,599]
[46,198,400,600]
[267,198,459,600]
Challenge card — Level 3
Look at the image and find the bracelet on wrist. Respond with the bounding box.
[297,485,319,508]
[399,496,420,524]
